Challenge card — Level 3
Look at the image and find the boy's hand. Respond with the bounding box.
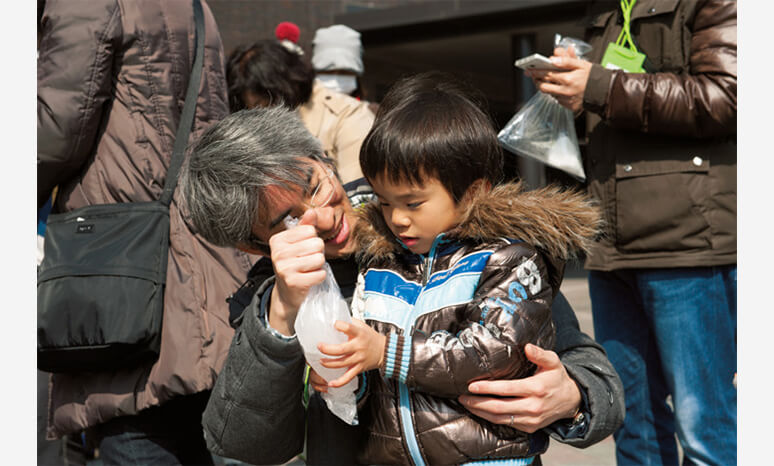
[309,368,329,394]
[318,319,386,388]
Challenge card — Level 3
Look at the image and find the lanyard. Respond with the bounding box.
[615,0,639,53]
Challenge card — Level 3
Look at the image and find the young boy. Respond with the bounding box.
[314,72,601,465]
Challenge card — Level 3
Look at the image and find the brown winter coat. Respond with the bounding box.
[298,80,375,184]
[350,182,601,464]
[37,0,254,438]
[581,0,736,270]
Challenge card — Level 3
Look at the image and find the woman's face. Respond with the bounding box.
[249,160,359,258]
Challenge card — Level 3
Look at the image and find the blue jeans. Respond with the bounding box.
[590,266,736,466]
[92,391,214,466]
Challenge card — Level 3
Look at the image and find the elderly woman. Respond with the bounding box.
[180,105,624,465]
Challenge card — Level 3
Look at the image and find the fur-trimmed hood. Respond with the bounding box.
[353,181,602,263]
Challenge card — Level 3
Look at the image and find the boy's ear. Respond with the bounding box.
[477,179,493,191]
[461,178,491,203]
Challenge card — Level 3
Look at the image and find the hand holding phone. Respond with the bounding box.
[514,53,563,72]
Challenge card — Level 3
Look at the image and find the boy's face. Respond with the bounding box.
[370,173,464,255]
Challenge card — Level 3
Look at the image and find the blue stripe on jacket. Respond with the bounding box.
[363,250,493,330]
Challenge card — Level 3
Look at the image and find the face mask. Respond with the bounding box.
[317,74,358,95]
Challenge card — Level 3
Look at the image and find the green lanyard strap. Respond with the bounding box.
[615,0,639,53]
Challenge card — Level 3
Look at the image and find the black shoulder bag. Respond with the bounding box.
[37,0,205,373]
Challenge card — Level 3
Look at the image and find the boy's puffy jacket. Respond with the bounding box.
[351,182,601,465]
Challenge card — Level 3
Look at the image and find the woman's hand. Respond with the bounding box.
[525,47,592,114]
[458,343,582,433]
[267,210,327,336]
[318,319,386,388]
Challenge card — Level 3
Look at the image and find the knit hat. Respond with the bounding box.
[275,21,304,56]
[275,22,300,43]
[312,25,364,75]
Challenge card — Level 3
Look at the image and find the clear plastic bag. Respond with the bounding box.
[497,35,591,181]
[286,217,359,425]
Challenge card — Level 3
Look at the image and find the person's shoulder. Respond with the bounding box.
[344,177,374,210]
[313,80,373,117]
[478,237,541,267]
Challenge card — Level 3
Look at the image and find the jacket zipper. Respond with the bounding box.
[421,234,442,286]
[398,384,425,466]
[397,234,444,465]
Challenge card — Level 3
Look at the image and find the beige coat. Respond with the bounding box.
[37,0,255,438]
[298,80,375,183]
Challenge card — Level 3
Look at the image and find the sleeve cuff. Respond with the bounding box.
[583,63,615,116]
[546,379,591,440]
[382,332,411,383]
[261,283,298,342]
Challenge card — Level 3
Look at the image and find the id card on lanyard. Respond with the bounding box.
[601,0,646,73]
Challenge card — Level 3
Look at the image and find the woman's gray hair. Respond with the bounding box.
[180,106,325,247]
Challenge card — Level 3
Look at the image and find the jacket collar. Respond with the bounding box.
[353,181,602,264]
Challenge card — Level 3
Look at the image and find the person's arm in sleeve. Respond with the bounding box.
[458,292,624,446]
[204,210,330,464]
[202,279,308,465]
[585,0,736,137]
[382,243,555,398]
[37,0,120,208]
[533,0,736,139]
[542,292,624,446]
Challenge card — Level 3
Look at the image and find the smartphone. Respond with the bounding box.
[514,53,563,71]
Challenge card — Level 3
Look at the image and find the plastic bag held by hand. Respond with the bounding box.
[497,35,591,181]
[285,216,359,425]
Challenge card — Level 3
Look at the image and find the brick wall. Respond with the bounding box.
[208,0,405,57]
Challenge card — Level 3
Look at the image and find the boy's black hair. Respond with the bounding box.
[360,71,504,203]
[226,40,315,112]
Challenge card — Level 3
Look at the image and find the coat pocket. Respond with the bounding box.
[629,0,684,72]
[614,157,711,253]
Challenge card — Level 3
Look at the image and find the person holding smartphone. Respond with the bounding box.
[524,1,737,465]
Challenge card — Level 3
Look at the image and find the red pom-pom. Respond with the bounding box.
[275,22,300,43]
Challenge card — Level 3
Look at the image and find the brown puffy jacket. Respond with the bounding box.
[350,182,601,464]
[581,0,736,270]
[37,0,255,438]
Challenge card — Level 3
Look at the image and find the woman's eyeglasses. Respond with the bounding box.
[244,165,337,253]
[307,166,336,209]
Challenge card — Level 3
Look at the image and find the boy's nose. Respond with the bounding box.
[390,209,410,227]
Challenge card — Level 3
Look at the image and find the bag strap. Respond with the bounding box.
[160,0,205,207]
